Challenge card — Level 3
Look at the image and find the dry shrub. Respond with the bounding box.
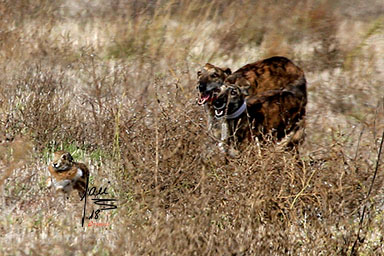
[0,137,32,187]
[114,89,384,254]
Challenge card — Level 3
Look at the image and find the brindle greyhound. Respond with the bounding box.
[212,83,306,155]
[197,63,232,139]
[197,56,307,151]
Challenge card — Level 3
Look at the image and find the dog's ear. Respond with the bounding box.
[223,67,232,75]
[204,63,215,69]
[240,86,250,96]
[225,75,236,84]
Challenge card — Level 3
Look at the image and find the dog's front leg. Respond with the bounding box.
[205,105,213,132]
[207,114,213,132]
[218,120,229,153]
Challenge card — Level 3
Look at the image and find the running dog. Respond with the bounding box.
[212,83,306,154]
[197,56,306,142]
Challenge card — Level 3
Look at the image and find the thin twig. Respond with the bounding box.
[350,130,384,255]
[354,125,365,162]
[290,166,317,209]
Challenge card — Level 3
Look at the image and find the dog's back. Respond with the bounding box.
[226,56,306,98]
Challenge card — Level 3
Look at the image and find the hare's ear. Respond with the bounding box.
[240,86,250,96]
[63,152,73,162]
[223,67,232,75]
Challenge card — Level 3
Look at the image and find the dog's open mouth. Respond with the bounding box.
[215,109,225,117]
[213,100,227,118]
[198,88,221,105]
[198,93,211,105]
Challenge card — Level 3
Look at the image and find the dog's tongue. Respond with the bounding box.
[198,94,210,105]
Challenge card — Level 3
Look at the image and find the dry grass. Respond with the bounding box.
[1,0,384,255]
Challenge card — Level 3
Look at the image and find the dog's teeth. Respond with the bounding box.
[198,96,209,105]
[215,110,223,116]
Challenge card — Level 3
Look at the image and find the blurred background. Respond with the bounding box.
[0,0,383,255]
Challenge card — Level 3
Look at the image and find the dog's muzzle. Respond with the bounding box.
[212,96,227,118]
[198,83,206,92]
[197,85,221,105]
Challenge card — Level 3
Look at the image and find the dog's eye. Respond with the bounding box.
[230,90,237,96]
[211,73,219,78]
[197,71,202,77]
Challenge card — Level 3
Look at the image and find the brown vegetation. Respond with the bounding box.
[0,0,383,255]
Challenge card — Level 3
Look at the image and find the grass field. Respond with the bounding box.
[0,0,384,255]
